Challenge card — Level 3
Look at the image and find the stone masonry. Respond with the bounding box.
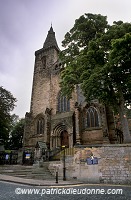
[49,144,131,184]
[23,26,119,152]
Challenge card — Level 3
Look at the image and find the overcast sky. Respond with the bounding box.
[0,0,131,118]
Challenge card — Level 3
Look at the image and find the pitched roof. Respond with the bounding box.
[35,141,47,149]
[43,26,60,51]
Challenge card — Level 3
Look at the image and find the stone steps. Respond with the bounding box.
[0,162,55,180]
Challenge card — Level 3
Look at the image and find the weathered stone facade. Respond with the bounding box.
[49,144,131,184]
[23,26,117,151]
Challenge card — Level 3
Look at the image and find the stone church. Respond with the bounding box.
[23,26,117,151]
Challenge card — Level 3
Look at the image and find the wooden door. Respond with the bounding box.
[61,130,69,147]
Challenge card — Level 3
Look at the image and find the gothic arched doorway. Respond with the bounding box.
[61,130,69,147]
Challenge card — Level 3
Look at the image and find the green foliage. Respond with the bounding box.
[9,118,25,150]
[60,13,131,142]
[0,86,17,148]
[109,34,131,94]
[60,13,108,98]
[60,14,131,110]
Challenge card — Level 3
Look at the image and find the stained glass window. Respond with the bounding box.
[37,118,44,134]
[57,92,70,112]
[86,107,99,128]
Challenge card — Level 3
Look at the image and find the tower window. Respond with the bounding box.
[41,56,46,69]
[57,92,70,113]
[37,118,45,134]
[85,106,99,128]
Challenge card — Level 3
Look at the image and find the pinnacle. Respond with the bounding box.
[43,26,59,50]
[49,24,53,32]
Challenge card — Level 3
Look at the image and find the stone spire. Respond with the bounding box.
[43,25,59,51]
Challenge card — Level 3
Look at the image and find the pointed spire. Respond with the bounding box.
[49,24,53,33]
[43,25,59,51]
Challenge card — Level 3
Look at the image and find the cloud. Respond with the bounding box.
[0,0,131,118]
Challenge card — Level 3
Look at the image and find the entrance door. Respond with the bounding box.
[61,130,69,147]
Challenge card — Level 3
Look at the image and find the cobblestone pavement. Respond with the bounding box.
[0,181,131,200]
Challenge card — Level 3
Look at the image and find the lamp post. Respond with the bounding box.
[62,145,66,181]
[55,167,58,183]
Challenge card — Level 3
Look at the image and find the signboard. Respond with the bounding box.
[25,153,31,159]
[87,157,98,165]
[5,154,9,160]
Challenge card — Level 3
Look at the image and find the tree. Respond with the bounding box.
[60,13,108,98]
[0,86,17,147]
[60,14,131,143]
[126,107,131,119]
[106,34,131,142]
[9,118,25,150]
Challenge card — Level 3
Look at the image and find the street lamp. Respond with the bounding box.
[62,145,66,181]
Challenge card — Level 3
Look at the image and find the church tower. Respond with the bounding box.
[30,26,60,115]
[23,26,78,150]
[23,26,61,148]
[23,26,117,153]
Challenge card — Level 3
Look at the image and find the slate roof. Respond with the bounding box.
[35,141,47,149]
[43,26,60,51]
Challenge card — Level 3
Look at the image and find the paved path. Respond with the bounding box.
[1,173,131,187]
[0,174,82,186]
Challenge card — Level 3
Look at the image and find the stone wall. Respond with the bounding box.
[82,129,103,144]
[128,119,131,133]
[48,144,131,184]
[99,145,131,184]
[30,48,58,116]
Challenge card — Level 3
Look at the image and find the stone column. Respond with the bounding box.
[106,106,117,143]
[100,105,110,144]
[45,108,51,147]
[55,136,58,147]
[50,135,53,150]
[23,112,32,147]
[69,132,73,148]
[57,136,61,147]
[74,102,81,144]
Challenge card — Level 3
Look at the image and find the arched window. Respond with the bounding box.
[57,92,70,112]
[37,118,44,134]
[85,107,99,128]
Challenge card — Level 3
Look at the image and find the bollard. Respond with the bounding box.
[56,171,58,183]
